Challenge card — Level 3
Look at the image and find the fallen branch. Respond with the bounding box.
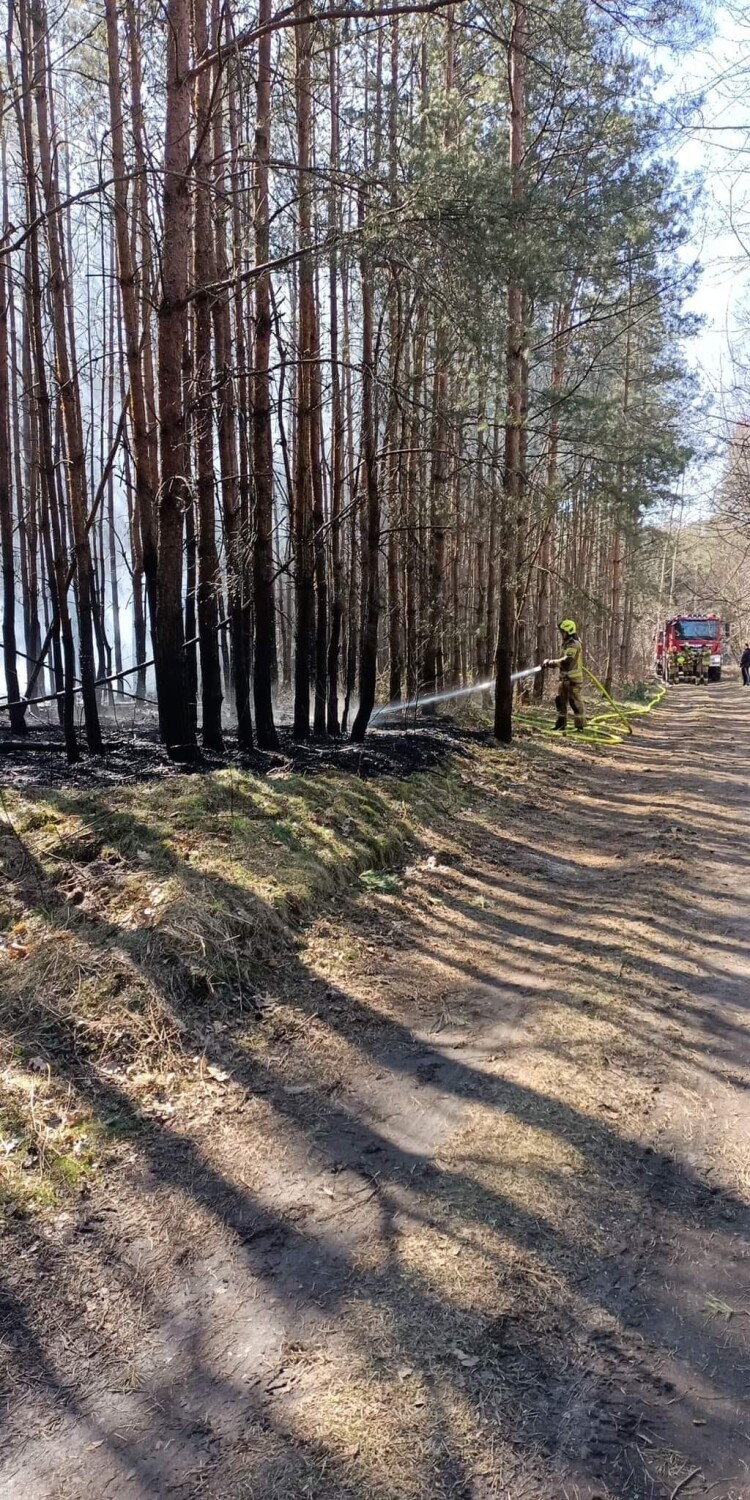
[670,1469,702,1500]
[190,0,463,79]
[21,396,131,703]
[0,739,79,751]
[0,658,153,711]
[0,617,230,713]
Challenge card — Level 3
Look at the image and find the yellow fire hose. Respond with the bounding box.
[515,672,666,746]
[370,660,666,747]
[582,666,633,735]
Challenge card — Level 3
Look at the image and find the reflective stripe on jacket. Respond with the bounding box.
[560,636,583,682]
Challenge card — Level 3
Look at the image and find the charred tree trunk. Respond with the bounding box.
[293,0,316,739]
[13,0,77,757]
[213,23,253,749]
[192,0,223,749]
[252,0,279,749]
[155,0,196,757]
[326,38,344,734]
[351,209,380,743]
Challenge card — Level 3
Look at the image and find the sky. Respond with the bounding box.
[660,5,750,514]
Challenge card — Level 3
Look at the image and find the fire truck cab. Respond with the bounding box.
[656,615,727,684]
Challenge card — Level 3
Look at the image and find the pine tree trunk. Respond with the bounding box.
[229,71,254,709]
[405,303,426,696]
[341,262,358,736]
[351,204,380,743]
[534,304,567,700]
[184,489,198,719]
[384,19,403,705]
[424,357,448,693]
[13,0,77,756]
[325,38,344,733]
[494,0,526,744]
[293,0,316,740]
[10,245,39,687]
[155,0,196,757]
[514,301,531,681]
[125,0,159,638]
[105,0,157,677]
[192,0,224,750]
[605,521,623,693]
[307,105,327,735]
[252,0,280,750]
[100,235,122,693]
[32,0,102,753]
[116,293,147,696]
[386,272,405,703]
[484,405,501,681]
[213,28,253,749]
[473,390,487,680]
[0,205,25,732]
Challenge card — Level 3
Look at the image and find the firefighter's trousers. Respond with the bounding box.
[555,677,584,730]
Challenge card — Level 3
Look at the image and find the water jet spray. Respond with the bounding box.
[370,666,542,725]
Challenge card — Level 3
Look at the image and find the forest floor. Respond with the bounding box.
[1,680,749,1499]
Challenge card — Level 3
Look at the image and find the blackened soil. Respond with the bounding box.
[0,711,479,790]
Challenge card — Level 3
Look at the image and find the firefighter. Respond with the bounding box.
[544,619,585,732]
[666,648,678,684]
[699,645,712,685]
[676,648,687,680]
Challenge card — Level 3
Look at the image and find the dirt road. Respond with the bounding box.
[2,681,750,1499]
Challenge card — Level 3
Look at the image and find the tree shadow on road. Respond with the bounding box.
[1,732,749,1500]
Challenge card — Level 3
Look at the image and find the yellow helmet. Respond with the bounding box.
[559,618,577,635]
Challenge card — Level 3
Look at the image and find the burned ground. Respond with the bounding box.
[0,709,476,791]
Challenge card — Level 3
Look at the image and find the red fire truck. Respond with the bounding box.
[655,614,727,684]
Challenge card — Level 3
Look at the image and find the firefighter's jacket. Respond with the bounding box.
[559,636,584,682]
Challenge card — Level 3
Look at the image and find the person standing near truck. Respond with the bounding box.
[741,642,750,686]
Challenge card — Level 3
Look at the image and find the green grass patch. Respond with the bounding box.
[358,869,402,894]
[0,1090,124,1217]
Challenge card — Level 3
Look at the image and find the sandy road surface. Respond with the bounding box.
[2,681,749,1499]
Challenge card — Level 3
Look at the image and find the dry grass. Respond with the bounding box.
[0,754,479,1219]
